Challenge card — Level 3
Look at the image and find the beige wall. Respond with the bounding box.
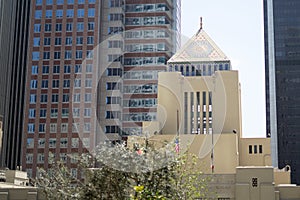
[157,71,242,137]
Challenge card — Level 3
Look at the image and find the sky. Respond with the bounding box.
[181,0,266,138]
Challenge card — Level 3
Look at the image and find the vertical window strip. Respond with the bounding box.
[184,92,188,134]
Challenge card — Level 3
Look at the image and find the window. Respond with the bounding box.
[73,93,80,102]
[82,138,90,147]
[73,108,80,117]
[30,80,38,89]
[32,52,40,60]
[62,108,69,118]
[52,94,59,103]
[46,0,53,5]
[67,0,74,4]
[77,9,84,18]
[35,10,42,19]
[36,0,42,5]
[27,138,34,148]
[78,0,85,4]
[49,138,56,148]
[41,80,48,88]
[57,0,64,4]
[87,36,94,44]
[64,65,71,73]
[56,10,63,18]
[74,79,81,87]
[40,94,48,103]
[86,64,93,73]
[77,23,84,31]
[108,40,123,48]
[32,65,38,74]
[34,24,41,32]
[44,37,51,46]
[43,52,50,59]
[88,0,95,3]
[29,108,35,118]
[66,37,72,45]
[40,109,47,118]
[110,0,122,7]
[63,80,70,88]
[106,111,120,119]
[85,93,92,102]
[39,123,46,133]
[52,80,59,88]
[106,68,121,76]
[45,24,52,32]
[30,94,37,103]
[84,108,91,117]
[50,123,57,133]
[28,124,35,133]
[60,138,68,148]
[86,50,93,59]
[254,145,257,154]
[54,51,61,59]
[85,79,92,87]
[259,145,263,154]
[75,64,82,73]
[65,51,72,59]
[109,13,123,21]
[76,36,83,45]
[26,154,33,164]
[66,9,74,18]
[33,38,40,46]
[63,94,69,102]
[66,23,73,32]
[42,66,49,74]
[71,168,77,178]
[45,10,52,18]
[106,96,120,104]
[38,139,45,148]
[72,138,79,148]
[108,26,123,34]
[249,145,252,154]
[88,22,94,30]
[61,123,68,132]
[50,108,58,118]
[53,65,60,73]
[88,8,95,17]
[76,50,83,59]
[106,82,120,90]
[105,125,119,133]
[56,23,62,32]
[84,123,91,132]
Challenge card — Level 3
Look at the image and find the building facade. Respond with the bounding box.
[22,0,180,178]
[264,0,300,184]
[0,0,31,170]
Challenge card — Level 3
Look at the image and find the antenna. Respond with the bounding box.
[200,17,203,29]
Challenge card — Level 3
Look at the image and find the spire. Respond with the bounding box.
[200,17,203,30]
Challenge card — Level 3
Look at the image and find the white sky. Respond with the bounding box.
[181,0,266,138]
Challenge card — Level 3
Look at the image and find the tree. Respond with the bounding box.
[36,141,211,200]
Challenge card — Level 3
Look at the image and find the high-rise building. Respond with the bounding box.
[22,0,180,178]
[264,0,300,184]
[0,0,31,170]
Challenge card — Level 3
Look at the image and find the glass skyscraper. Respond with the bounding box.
[264,0,300,184]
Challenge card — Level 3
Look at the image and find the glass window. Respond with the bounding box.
[46,0,53,5]
[67,9,74,18]
[249,145,253,154]
[63,80,70,88]
[30,94,37,103]
[52,94,59,103]
[76,50,82,59]
[88,0,95,3]
[36,0,42,5]
[63,94,69,102]
[32,52,40,60]
[85,93,92,102]
[35,10,42,19]
[72,138,79,148]
[29,109,36,118]
[87,50,93,59]
[34,24,41,32]
[38,139,45,148]
[66,37,72,45]
[86,64,93,73]
[56,10,63,18]
[33,38,40,46]
[75,64,82,73]
[76,36,83,45]
[43,52,50,59]
[65,51,72,59]
[64,65,71,73]
[78,0,85,4]
[62,108,69,118]
[28,124,35,133]
[54,51,61,59]
[39,124,46,133]
[50,123,57,133]
[50,108,58,118]
[77,9,84,18]
[40,109,47,118]
[61,123,68,132]
[57,0,64,4]
[66,23,73,31]
[40,94,48,102]
[77,23,84,31]
[55,37,61,45]
[42,66,49,74]
[56,23,62,32]
[88,8,95,17]
[45,10,52,18]
[87,36,94,44]
[254,145,258,154]
[67,0,74,4]
[88,22,94,30]
[41,80,48,88]
[53,65,60,73]
[85,79,92,87]
[45,24,52,32]
[259,145,263,154]
[44,37,51,46]
[52,80,59,88]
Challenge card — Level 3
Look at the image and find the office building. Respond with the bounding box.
[264,0,300,184]
[22,0,180,178]
[0,0,31,170]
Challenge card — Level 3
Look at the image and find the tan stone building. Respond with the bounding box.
[128,25,300,199]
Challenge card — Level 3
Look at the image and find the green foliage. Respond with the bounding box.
[36,141,210,200]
